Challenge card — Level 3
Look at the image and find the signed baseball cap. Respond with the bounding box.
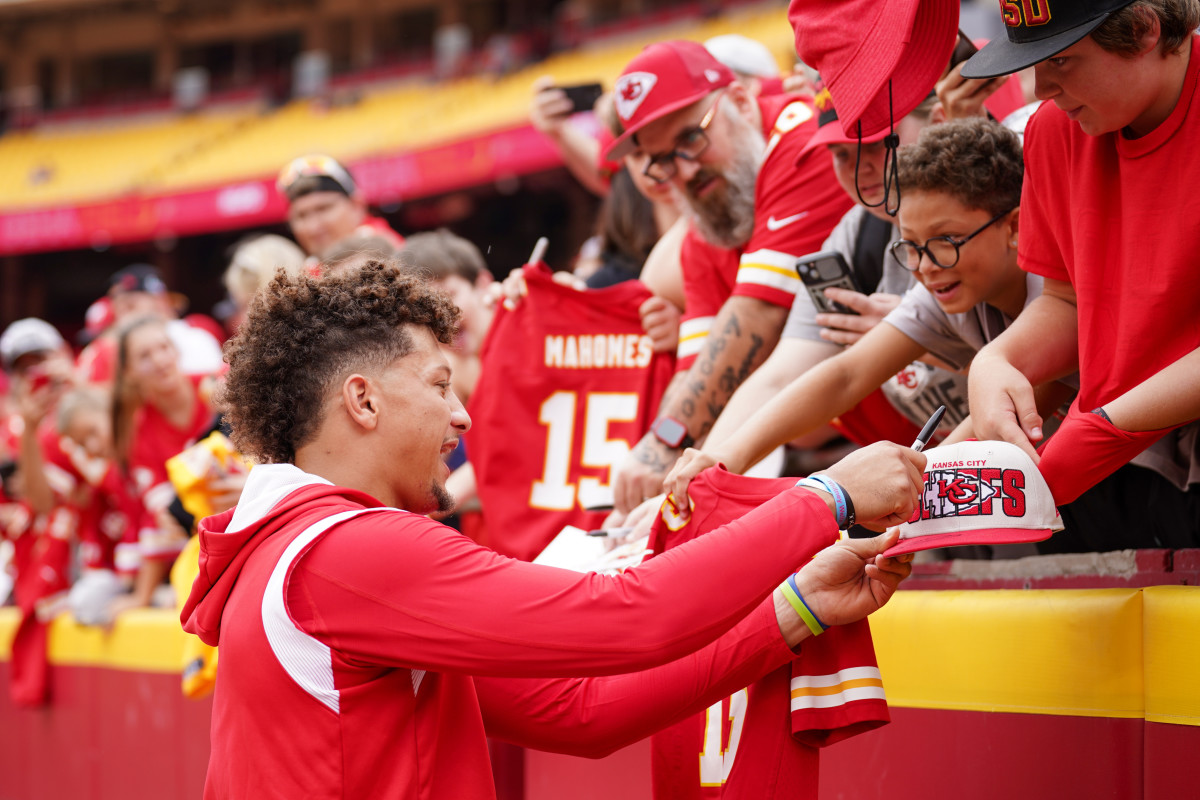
[882,440,1064,558]
[605,40,735,160]
[961,0,1137,78]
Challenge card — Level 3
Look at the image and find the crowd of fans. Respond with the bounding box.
[1,3,1197,749]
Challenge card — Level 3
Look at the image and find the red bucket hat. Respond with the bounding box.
[788,0,958,138]
[605,40,735,161]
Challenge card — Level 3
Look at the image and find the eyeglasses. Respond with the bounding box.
[888,208,1015,271]
[642,91,726,184]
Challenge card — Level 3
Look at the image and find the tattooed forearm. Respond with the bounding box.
[737,334,765,384]
[633,438,676,470]
[662,300,784,440]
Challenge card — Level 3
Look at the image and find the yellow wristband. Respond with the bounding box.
[780,577,825,637]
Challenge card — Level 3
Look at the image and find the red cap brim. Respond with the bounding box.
[605,89,711,161]
[882,526,1054,558]
[797,116,890,163]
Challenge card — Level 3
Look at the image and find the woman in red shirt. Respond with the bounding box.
[111,316,218,610]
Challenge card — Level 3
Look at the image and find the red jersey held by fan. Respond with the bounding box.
[647,468,890,799]
[469,265,675,561]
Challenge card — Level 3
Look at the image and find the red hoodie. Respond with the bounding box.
[181,464,838,799]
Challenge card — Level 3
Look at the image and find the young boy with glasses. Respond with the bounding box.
[664,118,1072,517]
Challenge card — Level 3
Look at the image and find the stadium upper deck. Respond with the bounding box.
[0,2,793,254]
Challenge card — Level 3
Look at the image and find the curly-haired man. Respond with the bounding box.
[181,261,924,799]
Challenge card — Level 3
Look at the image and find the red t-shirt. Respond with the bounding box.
[1021,34,1200,409]
[675,94,853,371]
[647,468,889,799]
[469,266,676,561]
[1020,34,1200,492]
[128,375,213,558]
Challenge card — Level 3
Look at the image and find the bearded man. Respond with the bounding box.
[607,41,854,512]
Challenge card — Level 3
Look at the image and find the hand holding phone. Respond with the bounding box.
[796,250,862,315]
[945,30,978,75]
[555,82,604,115]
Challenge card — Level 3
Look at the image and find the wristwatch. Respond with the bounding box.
[651,416,694,450]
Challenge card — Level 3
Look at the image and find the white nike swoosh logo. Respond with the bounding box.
[766,211,809,231]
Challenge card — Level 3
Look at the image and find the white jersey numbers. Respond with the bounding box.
[530,391,639,511]
[698,689,748,787]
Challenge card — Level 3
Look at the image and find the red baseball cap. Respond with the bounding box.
[605,40,735,160]
[788,0,958,138]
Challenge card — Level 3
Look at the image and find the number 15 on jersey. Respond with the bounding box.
[530,391,640,512]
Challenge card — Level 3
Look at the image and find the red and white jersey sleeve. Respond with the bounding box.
[468,265,676,561]
[677,227,739,371]
[734,95,854,309]
[646,468,889,799]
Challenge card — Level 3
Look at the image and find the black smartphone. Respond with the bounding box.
[947,30,978,73]
[795,250,862,315]
[557,82,604,114]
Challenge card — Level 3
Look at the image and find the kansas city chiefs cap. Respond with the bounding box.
[961,0,1137,78]
[606,40,735,161]
[882,440,1064,558]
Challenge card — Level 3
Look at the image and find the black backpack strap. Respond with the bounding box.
[851,213,893,294]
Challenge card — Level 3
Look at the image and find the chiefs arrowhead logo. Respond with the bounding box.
[614,72,658,121]
[920,469,1000,519]
[939,476,997,505]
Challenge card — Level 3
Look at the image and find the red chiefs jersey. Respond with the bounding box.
[469,265,676,561]
[732,93,853,309]
[676,229,739,370]
[647,468,890,799]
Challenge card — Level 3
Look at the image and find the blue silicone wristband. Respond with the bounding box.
[796,475,851,529]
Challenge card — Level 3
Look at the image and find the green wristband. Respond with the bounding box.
[780,577,825,637]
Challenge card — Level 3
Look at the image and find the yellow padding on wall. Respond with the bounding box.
[0,608,17,656]
[0,606,187,674]
[5,585,1200,728]
[1143,586,1200,726]
[871,589,1145,718]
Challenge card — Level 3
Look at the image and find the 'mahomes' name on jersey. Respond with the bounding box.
[544,334,654,369]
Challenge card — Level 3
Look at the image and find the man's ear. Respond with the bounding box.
[1134,8,1163,57]
[341,374,379,431]
[727,81,755,119]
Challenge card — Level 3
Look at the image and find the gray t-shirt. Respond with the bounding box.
[782,205,970,432]
[883,271,1046,372]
